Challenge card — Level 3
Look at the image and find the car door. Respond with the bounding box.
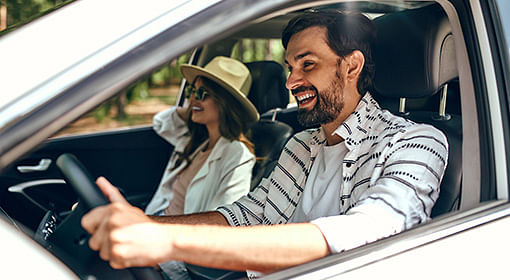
[265,0,510,278]
[0,125,172,232]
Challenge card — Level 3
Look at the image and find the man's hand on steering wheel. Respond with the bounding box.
[81,177,173,269]
[56,153,165,279]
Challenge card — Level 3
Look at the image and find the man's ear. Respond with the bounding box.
[345,50,365,82]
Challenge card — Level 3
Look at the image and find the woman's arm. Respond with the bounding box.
[153,106,190,146]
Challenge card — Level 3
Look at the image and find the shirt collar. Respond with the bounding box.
[209,137,229,160]
[309,92,380,150]
[193,136,229,161]
[336,92,380,150]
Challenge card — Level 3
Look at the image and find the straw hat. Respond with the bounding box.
[180,56,259,123]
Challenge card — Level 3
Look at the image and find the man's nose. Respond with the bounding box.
[285,70,304,90]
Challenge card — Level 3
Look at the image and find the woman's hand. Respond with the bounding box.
[175,94,191,121]
[176,106,188,121]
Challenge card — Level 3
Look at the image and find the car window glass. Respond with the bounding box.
[231,39,285,64]
[55,52,191,137]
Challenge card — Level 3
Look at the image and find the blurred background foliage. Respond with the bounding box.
[93,53,192,124]
[1,0,75,33]
[232,39,285,64]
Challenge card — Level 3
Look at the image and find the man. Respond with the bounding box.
[82,10,448,274]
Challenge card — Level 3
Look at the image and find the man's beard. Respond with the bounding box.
[296,71,345,127]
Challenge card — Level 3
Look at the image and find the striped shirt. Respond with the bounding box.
[217,93,448,252]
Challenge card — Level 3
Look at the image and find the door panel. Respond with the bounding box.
[0,126,172,231]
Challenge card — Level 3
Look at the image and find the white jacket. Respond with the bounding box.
[145,107,255,215]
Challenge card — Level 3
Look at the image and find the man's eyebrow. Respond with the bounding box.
[295,51,312,60]
[285,51,313,65]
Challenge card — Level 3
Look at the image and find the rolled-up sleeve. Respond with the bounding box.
[312,203,402,253]
[217,177,270,226]
[153,107,190,149]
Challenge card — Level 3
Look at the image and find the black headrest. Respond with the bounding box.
[246,61,289,114]
[249,119,293,161]
[373,4,457,98]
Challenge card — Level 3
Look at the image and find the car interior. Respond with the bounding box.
[0,1,473,279]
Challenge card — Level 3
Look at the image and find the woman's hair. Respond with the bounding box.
[172,76,255,171]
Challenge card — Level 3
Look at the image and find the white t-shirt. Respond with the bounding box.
[289,141,349,223]
[248,141,349,279]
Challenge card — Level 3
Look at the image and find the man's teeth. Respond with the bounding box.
[297,93,316,102]
[192,106,203,111]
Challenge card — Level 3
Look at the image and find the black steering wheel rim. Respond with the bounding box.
[55,153,163,280]
[56,153,109,209]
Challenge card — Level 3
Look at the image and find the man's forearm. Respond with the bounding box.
[163,222,330,273]
[88,204,329,272]
[150,211,229,225]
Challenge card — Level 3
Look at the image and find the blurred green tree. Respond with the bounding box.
[231,38,284,65]
[2,0,74,34]
[93,53,191,123]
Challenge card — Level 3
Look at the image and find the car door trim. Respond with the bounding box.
[8,179,66,212]
[470,0,508,200]
[265,200,509,279]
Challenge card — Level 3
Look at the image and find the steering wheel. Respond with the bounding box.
[52,153,163,280]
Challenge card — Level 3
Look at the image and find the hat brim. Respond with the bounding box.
[180,64,259,124]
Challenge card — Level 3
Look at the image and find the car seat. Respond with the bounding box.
[245,61,294,190]
[249,119,293,190]
[373,3,462,217]
[245,60,289,114]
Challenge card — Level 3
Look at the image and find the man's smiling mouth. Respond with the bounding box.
[292,86,318,107]
[296,92,317,104]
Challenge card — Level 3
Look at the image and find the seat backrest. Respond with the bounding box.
[373,4,461,217]
[245,61,289,114]
[248,119,293,190]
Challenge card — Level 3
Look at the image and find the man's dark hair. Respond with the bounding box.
[282,10,376,96]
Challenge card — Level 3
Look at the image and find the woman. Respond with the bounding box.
[145,56,259,216]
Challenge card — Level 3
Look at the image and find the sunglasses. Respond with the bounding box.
[184,84,210,101]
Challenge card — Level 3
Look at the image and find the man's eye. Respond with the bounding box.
[303,61,313,68]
